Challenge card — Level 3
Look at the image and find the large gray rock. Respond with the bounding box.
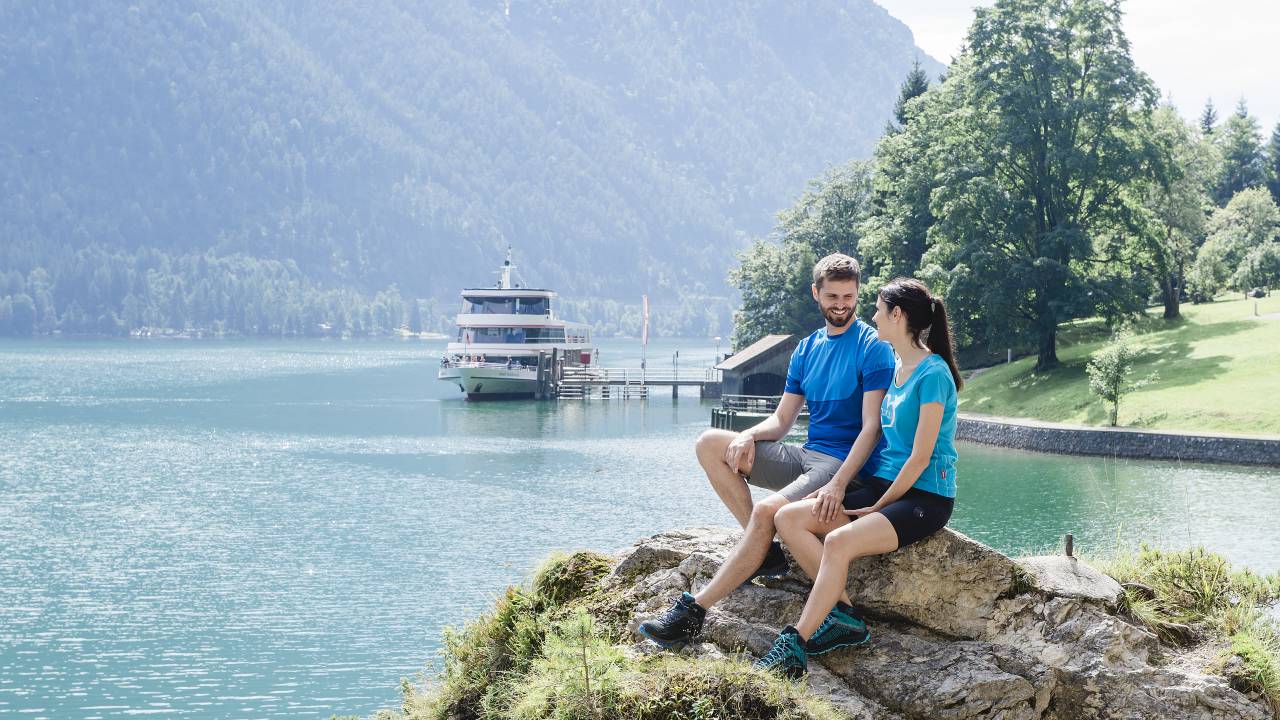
[840,529,1022,639]
[607,527,1274,720]
[1017,556,1124,606]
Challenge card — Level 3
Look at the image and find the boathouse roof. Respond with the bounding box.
[715,334,796,371]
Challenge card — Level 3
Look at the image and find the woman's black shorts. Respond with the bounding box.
[842,476,953,548]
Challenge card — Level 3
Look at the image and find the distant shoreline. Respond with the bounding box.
[0,331,453,341]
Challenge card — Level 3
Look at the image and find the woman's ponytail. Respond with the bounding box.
[929,297,962,391]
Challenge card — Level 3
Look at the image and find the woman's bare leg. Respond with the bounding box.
[774,499,854,607]
[793,512,899,640]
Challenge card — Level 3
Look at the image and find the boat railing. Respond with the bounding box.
[440,358,534,371]
[719,394,809,415]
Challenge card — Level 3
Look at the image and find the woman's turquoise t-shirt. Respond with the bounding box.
[875,353,958,498]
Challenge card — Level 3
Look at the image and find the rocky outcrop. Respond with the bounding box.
[611,527,1274,720]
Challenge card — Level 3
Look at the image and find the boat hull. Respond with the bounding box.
[438,365,539,400]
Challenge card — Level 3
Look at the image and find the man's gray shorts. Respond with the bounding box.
[746,441,844,501]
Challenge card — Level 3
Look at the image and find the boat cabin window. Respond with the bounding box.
[463,296,551,315]
[464,297,512,314]
[457,326,566,343]
[515,297,549,315]
[523,327,566,342]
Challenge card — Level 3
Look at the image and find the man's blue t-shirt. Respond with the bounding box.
[877,353,959,498]
[784,320,895,469]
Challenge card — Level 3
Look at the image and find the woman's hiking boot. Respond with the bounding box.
[752,625,808,680]
[805,602,870,655]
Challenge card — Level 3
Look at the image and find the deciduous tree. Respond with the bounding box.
[925,0,1160,369]
[1129,107,1216,318]
[730,162,874,348]
[1188,187,1280,296]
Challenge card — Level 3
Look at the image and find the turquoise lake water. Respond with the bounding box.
[1,339,1276,719]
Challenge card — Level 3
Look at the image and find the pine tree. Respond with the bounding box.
[888,58,930,133]
[1268,121,1280,205]
[1214,98,1267,205]
[1199,98,1218,135]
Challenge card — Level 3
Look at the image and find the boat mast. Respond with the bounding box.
[498,247,515,290]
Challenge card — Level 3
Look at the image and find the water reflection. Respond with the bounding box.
[0,338,1275,720]
[954,442,1277,570]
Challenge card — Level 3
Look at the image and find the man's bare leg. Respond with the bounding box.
[695,428,754,528]
[693,492,789,608]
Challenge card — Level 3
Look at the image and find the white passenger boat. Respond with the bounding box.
[438,250,595,399]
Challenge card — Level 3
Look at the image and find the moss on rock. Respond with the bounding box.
[530,551,614,612]
[369,550,844,720]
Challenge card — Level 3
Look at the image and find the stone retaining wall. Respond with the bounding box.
[957,413,1280,467]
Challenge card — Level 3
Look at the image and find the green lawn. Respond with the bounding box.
[959,293,1280,436]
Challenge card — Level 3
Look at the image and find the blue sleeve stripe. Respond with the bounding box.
[862,367,894,391]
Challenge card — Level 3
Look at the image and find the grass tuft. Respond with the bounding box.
[1224,624,1280,713]
[1096,545,1280,710]
[366,550,844,720]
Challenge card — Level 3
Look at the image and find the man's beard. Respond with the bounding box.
[823,306,852,327]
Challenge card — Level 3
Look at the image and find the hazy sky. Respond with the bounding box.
[876,0,1280,133]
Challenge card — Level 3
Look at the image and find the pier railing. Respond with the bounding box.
[719,394,809,414]
[710,394,809,431]
[559,367,721,385]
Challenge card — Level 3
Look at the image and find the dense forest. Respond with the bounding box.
[733,0,1280,369]
[0,0,940,337]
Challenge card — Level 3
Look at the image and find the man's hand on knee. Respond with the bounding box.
[723,432,755,474]
[804,477,849,523]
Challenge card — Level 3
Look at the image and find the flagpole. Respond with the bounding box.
[641,294,649,382]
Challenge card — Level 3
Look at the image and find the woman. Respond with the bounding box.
[753,278,963,679]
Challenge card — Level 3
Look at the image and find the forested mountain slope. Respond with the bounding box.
[0,0,939,335]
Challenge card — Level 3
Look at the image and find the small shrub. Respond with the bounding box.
[1085,330,1155,426]
[510,609,627,720]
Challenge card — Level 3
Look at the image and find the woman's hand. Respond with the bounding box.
[843,505,880,518]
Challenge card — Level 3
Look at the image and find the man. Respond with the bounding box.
[637,253,895,651]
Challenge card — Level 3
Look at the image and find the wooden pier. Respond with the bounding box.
[558,366,722,399]
[533,350,722,400]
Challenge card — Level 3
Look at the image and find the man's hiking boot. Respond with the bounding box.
[745,540,789,584]
[752,625,808,679]
[637,592,705,649]
[805,602,871,655]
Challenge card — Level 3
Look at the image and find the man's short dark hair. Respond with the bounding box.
[812,253,861,288]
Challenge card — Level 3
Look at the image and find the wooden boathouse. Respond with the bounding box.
[710,334,808,431]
